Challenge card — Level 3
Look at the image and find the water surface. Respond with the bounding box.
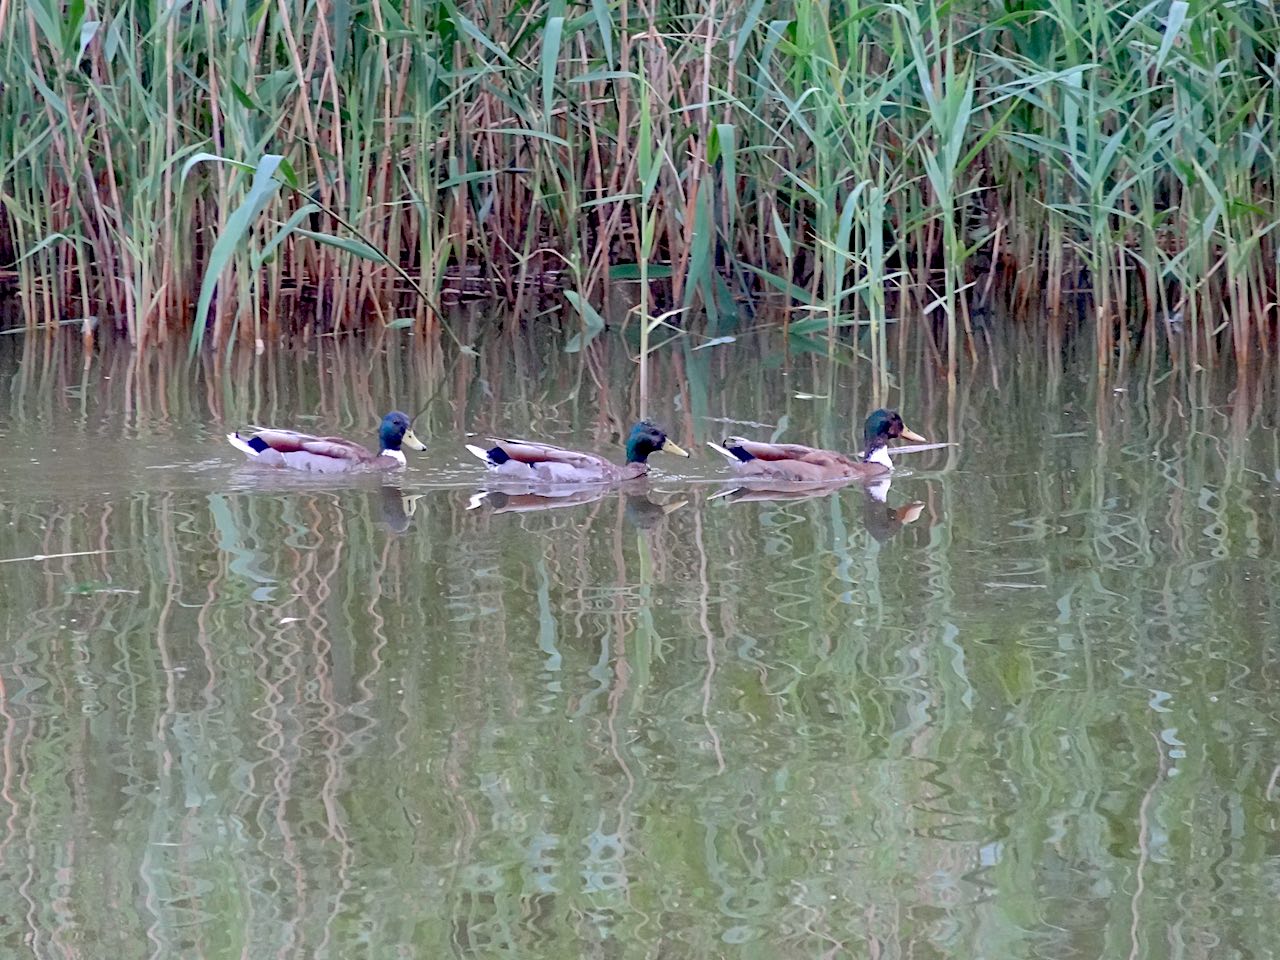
[1,333,1278,958]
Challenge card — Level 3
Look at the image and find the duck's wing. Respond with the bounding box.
[248,428,374,461]
[714,437,882,481]
[244,427,318,449]
[722,438,858,467]
[736,457,867,481]
[475,437,612,469]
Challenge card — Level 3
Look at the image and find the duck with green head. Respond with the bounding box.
[466,420,690,483]
[707,408,926,482]
[227,410,426,473]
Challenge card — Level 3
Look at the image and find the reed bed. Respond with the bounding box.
[1,0,1278,376]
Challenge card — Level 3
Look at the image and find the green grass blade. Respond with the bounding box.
[188,154,284,359]
[541,16,565,126]
[563,290,605,352]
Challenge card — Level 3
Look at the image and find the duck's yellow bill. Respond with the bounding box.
[403,429,427,452]
[900,426,927,443]
[661,438,690,457]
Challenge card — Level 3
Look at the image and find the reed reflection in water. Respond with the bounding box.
[0,331,1277,958]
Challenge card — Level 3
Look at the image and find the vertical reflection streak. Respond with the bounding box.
[693,505,725,773]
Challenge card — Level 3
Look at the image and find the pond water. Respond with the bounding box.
[0,330,1278,958]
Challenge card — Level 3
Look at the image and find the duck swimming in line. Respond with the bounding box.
[707,409,926,482]
[227,410,426,472]
[466,420,689,483]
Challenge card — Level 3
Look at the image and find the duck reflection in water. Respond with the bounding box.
[623,492,687,529]
[859,475,926,541]
[861,493,927,543]
[468,484,686,528]
[708,478,853,505]
[711,477,926,543]
[375,485,427,534]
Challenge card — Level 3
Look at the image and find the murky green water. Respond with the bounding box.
[1,332,1278,958]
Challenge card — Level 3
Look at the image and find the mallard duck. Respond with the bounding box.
[227,410,426,472]
[465,420,689,483]
[708,409,925,481]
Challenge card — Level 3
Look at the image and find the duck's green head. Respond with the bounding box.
[862,409,926,457]
[380,411,427,452]
[625,420,690,464]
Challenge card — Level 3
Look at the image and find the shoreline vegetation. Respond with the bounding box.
[1,0,1278,381]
